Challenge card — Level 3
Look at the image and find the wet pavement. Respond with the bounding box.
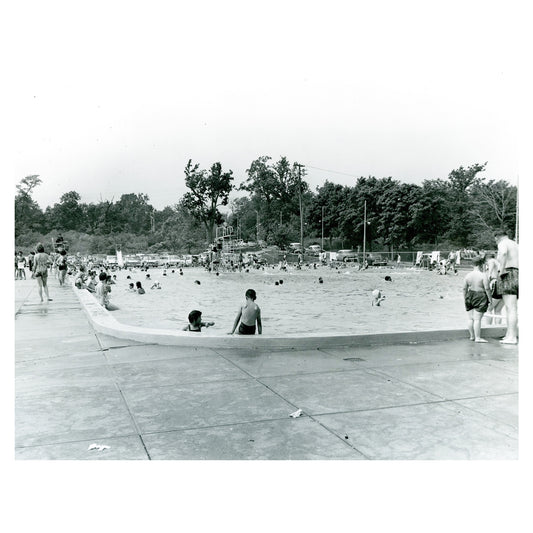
[14,277,518,459]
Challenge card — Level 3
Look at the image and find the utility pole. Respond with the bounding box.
[321,206,325,251]
[256,210,260,243]
[150,208,155,233]
[363,200,367,264]
[295,163,304,255]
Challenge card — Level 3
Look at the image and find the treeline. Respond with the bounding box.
[14,159,517,255]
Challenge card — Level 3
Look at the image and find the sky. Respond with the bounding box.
[12,0,524,211]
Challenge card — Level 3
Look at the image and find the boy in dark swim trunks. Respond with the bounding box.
[230,289,262,335]
[183,310,214,332]
[463,256,492,342]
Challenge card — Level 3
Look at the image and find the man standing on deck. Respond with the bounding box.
[495,229,519,344]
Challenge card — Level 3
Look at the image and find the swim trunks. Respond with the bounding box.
[238,322,256,335]
[464,290,489,313]
[499,267,518,297]
[490,278,502,299]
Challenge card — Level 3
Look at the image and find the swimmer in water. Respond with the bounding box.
[230,289,262,335]
[183,309,214,332]
[151,281,161,289]
[384,275,392,282]
[136,281,145,294]
[372,289,385,306]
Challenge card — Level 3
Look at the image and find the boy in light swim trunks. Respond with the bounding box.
[463,256,492,342]
[230,289,262,335]
[183,310,215,332]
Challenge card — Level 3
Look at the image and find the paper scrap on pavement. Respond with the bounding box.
[289,408,303,418]
[88,443,110,451]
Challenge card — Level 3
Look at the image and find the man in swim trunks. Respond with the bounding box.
[230,288,262,335]
[496,229,519,344]
[463,256,492,343]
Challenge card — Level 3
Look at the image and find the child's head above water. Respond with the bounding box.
[188,309,202,325]
[245,289,257,301]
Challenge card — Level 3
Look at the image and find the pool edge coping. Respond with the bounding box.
[72,284,507,348]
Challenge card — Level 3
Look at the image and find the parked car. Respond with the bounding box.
[336,249,359,262]
[306,244,323,256]
[289,242,303,253]
[367,253,388,266]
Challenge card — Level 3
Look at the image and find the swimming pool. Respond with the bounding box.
[109,266,469,336]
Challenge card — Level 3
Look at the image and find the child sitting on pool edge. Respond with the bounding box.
[183,310,214,332]
[230,288,262,335]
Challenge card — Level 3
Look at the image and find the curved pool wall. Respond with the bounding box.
[73,284,507,349]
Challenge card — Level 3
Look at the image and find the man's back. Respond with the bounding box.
[498,237,518,270]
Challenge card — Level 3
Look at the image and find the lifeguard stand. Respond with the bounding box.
[215,223,235,254]
[52,235,68,253]
[215,223,243,266]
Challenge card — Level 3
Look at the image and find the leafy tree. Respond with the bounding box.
[241,156,309,242]
[470,179,517,236]
[182,160,234,243]
[444,163,486,246]
[308,181,350,249]
[157,201,205,253]
[48,191,86,232]
[15,175,44,237]
[407,179,449,247]
[376,182,422,249]
[114,193,153,234]
[338,177,397,249]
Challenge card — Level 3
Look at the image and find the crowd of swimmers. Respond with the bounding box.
[19,230,518,343]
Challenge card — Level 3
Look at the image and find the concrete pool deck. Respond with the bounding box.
[14,277,518,459]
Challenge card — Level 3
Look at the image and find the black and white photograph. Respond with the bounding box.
[7,0,529,531]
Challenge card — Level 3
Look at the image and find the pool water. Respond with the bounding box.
[109,266,472,336]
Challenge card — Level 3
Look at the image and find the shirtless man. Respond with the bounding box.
[463,256,492,342]
[230,288,262,335]
[495,229,519,344]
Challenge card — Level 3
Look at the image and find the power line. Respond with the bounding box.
[304,164,360,178]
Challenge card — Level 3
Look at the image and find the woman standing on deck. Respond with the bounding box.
[33,243,52,303]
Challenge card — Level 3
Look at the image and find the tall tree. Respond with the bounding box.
[49,191,86,231]
[376,182,422,249]
[114,193,153,234]
[15,175,44,237]
[241,156,309,242]
[444,163,486,246]
[410,179,450,247]
[308,181,349,248]
[182,160,234,243]
[470,179,517,235]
